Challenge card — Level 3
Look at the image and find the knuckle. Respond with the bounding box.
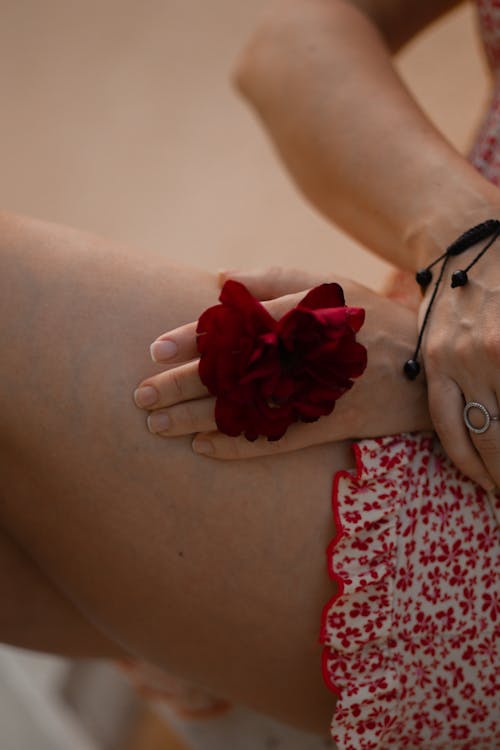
[172,403,195,433]
[271,265,306,290]
[168,369,185,401]
[483,332,500,363]
[181,402,195,429]
[423,338,447,369]
[422,345,440,372]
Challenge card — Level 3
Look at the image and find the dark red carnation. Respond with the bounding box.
[196,280,367,441]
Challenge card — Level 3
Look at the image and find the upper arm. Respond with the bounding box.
[347,0,465,50]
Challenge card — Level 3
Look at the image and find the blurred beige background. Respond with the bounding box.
[0,1,490,289]
[0,1,492,749]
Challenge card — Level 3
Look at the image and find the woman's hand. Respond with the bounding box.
[418,246,500,492]
[134,268,432,459]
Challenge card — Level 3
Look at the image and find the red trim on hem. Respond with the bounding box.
[319,441,365,697]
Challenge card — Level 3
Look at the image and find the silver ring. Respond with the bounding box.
[463,401,500,434]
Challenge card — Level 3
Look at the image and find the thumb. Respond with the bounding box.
[217,266,327,300]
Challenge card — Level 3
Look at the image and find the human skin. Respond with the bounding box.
[0,528,125,659]
[0,211,430,733]
[232,0,500,492]
[234,0,495,268]
[136,266,431,457]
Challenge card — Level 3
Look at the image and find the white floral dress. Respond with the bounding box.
[320,434,499,749]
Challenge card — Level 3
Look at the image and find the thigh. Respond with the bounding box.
[0,525,125,658]
[0,213,353,732]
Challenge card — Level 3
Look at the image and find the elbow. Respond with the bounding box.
[232,0,333,104]
[231,5,283,106]
[231,30,261,103]
[231,0,335,108]
[231,0,387,106]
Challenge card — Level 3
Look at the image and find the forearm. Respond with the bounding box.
[235,0,500,270]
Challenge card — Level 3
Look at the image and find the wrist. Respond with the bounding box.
[404,168,500,271]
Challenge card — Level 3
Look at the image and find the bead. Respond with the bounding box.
[403,359,421,380]
[450,269,468,288]
[416,268,432,288]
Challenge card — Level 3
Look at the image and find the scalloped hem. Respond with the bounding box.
[319,435,404,719]
[319,432,500,750]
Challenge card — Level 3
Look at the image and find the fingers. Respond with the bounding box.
[427,376,495,491]
[140,267,357,449]
[134,360,207,410]
[463,391,500,491]
[150,322,198,364]
[218,267,328,300]
[191,418,336,460]
[149,268,328,367]
[147,397,217,437]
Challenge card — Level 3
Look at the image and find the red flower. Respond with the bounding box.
[197,280,367,440]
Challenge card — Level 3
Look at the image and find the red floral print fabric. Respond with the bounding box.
[321,433,499,749]
[470,0,500,183]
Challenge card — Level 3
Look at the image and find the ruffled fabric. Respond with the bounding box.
[320,433,500,750]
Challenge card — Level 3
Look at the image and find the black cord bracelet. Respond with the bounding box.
[403,219,500,380]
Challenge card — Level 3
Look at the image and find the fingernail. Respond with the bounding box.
[133,385,158,408]
[150,339,177,362]
[192,439,214,455]
[147,412,170,433]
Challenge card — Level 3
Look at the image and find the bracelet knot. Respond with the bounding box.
[405,219,500,379]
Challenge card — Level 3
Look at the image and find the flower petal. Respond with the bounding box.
[219,280,276,334]
[298,283,345,310]
[197,281,366,441]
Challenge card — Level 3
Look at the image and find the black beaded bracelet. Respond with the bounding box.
[403,219,500,380]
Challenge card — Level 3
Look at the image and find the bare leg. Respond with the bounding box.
[0,212,355,733]
[0,527,125,659]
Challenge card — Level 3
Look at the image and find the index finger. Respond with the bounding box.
[150,292,307,365]
[150,321,198,364]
